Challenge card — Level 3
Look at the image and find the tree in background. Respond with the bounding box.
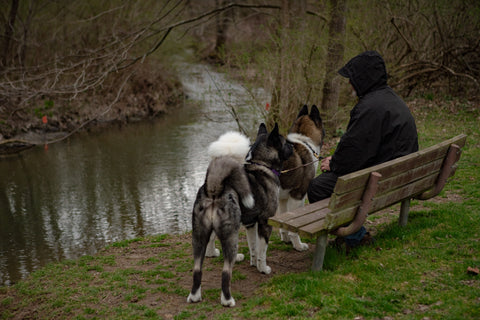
[1,0,19,69]
[0,0,189,137]
[321,0,346,134]
[1,0,478,138]
[345,0,480,98]
[211,0,479,133]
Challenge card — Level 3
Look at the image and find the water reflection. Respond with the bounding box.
[0,63,265,286]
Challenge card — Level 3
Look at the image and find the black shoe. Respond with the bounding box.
[360,232,375,246]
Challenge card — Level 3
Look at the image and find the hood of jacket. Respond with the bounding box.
[338,51,388,97]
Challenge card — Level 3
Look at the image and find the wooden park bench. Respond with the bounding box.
[269,134,467,271]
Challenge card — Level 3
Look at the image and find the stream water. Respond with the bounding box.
[0,62,265,286]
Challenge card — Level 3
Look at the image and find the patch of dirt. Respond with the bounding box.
[0,231,317,319]
[109,232,316,316]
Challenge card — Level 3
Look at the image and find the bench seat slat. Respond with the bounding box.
[284,208,330,230]
[299,219,328,239]
[269,198,329,228]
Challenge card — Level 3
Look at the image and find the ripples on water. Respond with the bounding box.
[0,63,265,286]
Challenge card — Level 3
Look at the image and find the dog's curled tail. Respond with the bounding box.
[208,131,250,163]
[205,156,254,209]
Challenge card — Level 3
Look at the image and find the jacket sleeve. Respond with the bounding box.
[330,102,383,175]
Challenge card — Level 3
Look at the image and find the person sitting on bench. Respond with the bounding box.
[307,50,419,250]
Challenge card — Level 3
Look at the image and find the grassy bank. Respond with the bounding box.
[1,98,479,319]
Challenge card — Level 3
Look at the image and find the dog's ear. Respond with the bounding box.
[281,139,293,160]
[296,104,309,119]
[272,122,279,134]
[267,123,281,149]
[257,123,268,136]
[309,105,323,128]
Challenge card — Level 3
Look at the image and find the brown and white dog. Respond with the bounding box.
[277,105,325,251]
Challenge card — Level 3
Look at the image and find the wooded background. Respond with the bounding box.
[1,0,479,136]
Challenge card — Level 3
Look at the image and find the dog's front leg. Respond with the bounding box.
[245,224,257,267]
[277,194,291,242]
[288,232,309,251]
[256,222,272,274]
[279,228,290,243]
[256,236,271,274]
[287,197,309,251]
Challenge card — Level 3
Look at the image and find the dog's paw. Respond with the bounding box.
[258,264,271,275]
[187,288,202,303]
[221,292,236,307]
[242,194,255,209]
[256,259,271,274]
[292,242,309,251]
[235,253,245,262]
[205,248,220,257]
[289,233,309,251]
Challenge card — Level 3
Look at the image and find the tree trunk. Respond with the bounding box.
[2,0,19,69]
[321,0,346,131]
[270,0,290,127]
[214,0,231,60]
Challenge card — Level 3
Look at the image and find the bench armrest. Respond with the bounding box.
[331,172,382,237]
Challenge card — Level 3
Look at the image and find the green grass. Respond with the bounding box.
[1,100,479,319]
[236,99,480,320]
[245,203,479,319]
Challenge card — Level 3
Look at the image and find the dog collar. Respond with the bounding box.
[271,168,281,176]
[246,161,281,176]
[286,136,322,160]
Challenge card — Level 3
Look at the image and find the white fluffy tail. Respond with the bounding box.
[208,131,250,163]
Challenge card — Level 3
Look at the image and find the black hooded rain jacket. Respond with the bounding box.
[330,51,419,175]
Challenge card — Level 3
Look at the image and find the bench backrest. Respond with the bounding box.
[325,134,467,230]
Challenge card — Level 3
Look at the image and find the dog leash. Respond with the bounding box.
[245,147,324,175]
[280,154,324,174]
[280,140,324,174]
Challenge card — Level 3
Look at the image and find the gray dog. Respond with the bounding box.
[187,123,293,307]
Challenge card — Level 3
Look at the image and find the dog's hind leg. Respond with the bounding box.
[205,232,220,257]
[218,233,239,307]
[187,230,210,304]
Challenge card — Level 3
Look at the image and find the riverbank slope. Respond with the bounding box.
[0,63,183,149]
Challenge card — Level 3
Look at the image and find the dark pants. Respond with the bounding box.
[307,172,366,247]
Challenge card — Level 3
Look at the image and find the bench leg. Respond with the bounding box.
[312,231,328,272]
[399,198,410,227]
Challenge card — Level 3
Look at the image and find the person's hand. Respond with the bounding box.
[320,156,332,172]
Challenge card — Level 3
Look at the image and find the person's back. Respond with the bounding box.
[329,51,418,175]
[308,50,418,248]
